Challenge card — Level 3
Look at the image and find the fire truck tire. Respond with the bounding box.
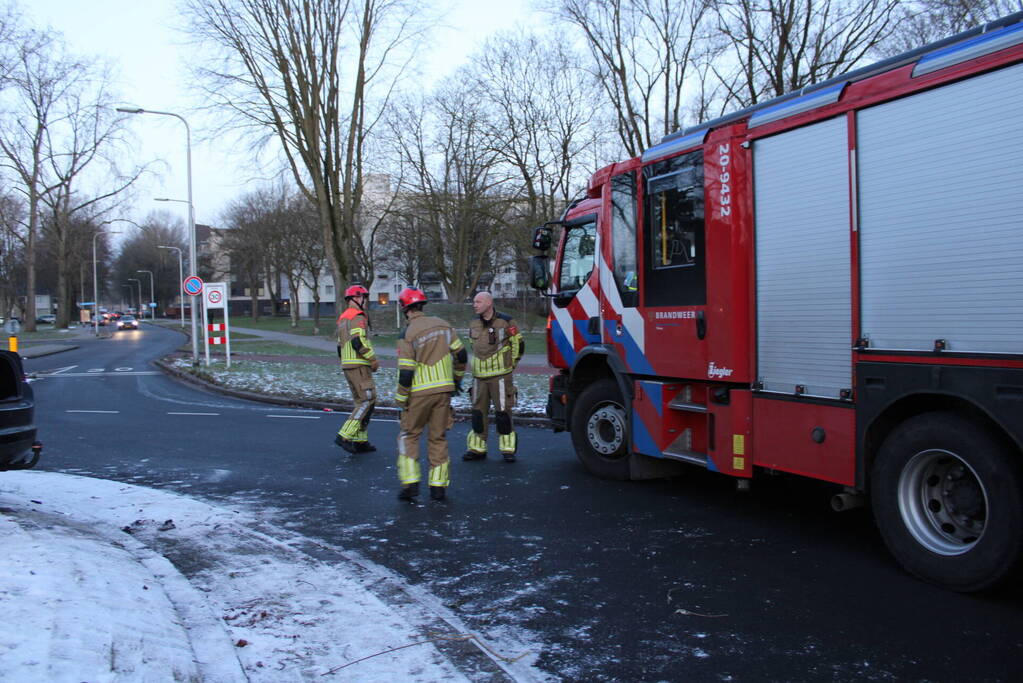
[871,411,1023,592]
[570,379,631,480]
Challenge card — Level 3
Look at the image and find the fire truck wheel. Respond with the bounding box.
[871,411,1023,592]
[570,378,631,480]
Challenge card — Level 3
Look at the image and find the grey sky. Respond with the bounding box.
[27,0,533,229]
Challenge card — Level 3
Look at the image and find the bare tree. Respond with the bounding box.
[472,33,601,224]
[711,0,902,107]
[554,0,713,157]
[283,192,328,331]
[218,186,293,319]
[184,0,428,303]
[0,28,80,332]
[884,0,1023,55]
[390,84,518,302]
[113,214,187,314]
[0,1,23,83]
[0,190,26,320]
[38,67,144,328]
[377,211,433,293]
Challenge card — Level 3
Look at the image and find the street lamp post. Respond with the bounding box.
[137,269,154,321]
[158,246,184,328]
[128,278,142,321]
[92,228,123,336]
[117,106,198,364]
[137,270,155,321]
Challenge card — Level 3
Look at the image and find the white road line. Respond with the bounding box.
[167,412,220,416]
[267,415,321,419]
[39,372,161,377]
[66,410,119,414]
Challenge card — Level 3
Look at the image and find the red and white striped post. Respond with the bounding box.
[202,283,231,368]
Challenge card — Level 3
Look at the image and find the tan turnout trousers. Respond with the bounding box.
[397,391,454,487]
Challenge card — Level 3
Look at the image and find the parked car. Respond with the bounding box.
[35,314,55,325]
[0,350,40,471]
[117,315,139,330]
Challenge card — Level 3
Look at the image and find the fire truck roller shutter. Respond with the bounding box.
[753,116,852,399]
[858,61,1023,355]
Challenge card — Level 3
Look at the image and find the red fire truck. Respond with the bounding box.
[529,12,1023,591]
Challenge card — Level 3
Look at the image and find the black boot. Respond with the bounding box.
[430,486,446,501]
[334,435,356,453]
[462,451,486,461]
[398,482,420,501]
[355,442,377,453]
[502,453,517,463]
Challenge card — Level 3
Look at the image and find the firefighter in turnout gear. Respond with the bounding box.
[335,285,379,453]
[464,291,524,463]
[395,287,467,502]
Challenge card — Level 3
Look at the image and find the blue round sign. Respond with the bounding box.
[183,275,204,296]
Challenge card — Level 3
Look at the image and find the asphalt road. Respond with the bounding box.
[21,322,1023,681]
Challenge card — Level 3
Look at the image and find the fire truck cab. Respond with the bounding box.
[531,12,1023,591]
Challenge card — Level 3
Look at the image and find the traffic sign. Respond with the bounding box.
[183,275,204,296]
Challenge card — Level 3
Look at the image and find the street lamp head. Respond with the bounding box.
[116,107,145,114]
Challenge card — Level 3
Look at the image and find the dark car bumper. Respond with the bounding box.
[1,351,40,470]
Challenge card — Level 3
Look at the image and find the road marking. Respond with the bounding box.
[46,365,77,374]
[167,412,220,416]
[67,410,119,414]
[267,414,321,419]
[39,371,160,377]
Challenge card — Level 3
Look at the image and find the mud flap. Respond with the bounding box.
[628,452,688,480]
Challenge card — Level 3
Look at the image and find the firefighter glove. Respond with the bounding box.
[370,358,380,372]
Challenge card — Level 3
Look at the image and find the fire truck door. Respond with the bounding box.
[638,150,709,379]
[603,170,652,374]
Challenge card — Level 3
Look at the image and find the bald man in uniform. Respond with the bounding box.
[464,291,524,463]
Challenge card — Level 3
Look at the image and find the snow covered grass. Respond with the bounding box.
[170,358,551,417]
[229,340,335,356]
[0,471,549,681]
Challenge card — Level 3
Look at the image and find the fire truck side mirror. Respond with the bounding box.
[529,255,551,291]
[532,226,552,252]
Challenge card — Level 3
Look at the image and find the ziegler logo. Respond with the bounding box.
[718,143,732,217]
[708,362,734,378]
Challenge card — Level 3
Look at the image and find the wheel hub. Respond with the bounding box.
[898,449,988,556]
[586,404,626,456]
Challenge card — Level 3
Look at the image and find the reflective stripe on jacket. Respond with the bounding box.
[469,312,523,378]
[396,311,466,404]
[337,306,375,369]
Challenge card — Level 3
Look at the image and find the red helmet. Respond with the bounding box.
[398,287,427,310]
[344,284,369,299]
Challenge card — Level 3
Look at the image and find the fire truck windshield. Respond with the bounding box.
[558,222,597,292]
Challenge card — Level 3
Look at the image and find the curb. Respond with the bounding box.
[15,344,79,359]
[153,357,553,427]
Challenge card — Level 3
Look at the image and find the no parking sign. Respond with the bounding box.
[183,275,204,296]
